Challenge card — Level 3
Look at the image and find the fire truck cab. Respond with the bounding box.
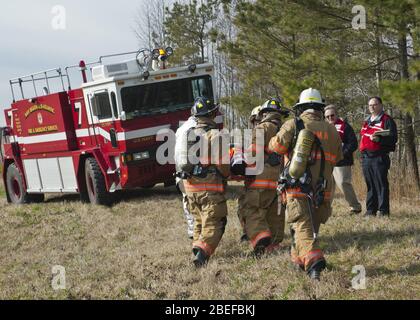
[1,48,220,205]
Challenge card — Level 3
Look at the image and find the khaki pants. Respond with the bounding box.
[242,189,285,247]
[187,191,228,256]
[287,197,332,270]
[333,166,361,211]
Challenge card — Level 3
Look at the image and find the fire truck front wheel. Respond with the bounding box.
[6,163,44,204]
[84,158,112,206]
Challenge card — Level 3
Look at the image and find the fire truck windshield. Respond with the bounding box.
[121,75,213,118]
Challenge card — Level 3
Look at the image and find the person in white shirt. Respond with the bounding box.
[174,116,197,239]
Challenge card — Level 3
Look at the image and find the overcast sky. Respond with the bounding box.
[0,0,146,126]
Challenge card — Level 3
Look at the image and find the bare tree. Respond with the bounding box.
[133,0,169,49]
[212,1,245,129]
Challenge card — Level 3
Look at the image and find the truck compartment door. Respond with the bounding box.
[23,157,78,193]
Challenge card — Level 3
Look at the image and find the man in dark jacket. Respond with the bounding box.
[325,105,362,214]
[359,97,398,217]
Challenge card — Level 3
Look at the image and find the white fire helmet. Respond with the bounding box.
[250,105,262,118]
[294,88,325,109]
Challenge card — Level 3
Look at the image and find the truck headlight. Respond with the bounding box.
[121,151,150,164]
[133,151,150,161]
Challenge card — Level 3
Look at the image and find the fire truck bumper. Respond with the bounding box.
[120,162,175,189]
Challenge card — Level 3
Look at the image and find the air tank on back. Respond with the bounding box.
[289,129,315,179]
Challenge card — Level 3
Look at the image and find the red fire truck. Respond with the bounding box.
[1,48,221,205]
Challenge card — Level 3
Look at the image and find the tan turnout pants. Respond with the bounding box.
[242,189,285,247]
[286,197,332,270]
[187,191,228,256]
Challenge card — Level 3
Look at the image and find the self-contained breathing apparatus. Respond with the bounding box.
[175,125,217,180]
[278,117,328,239]
[175,96,223,180]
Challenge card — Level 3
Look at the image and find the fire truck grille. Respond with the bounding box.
[139,164,154,175]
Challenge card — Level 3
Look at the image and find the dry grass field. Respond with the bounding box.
[0,177,419,300]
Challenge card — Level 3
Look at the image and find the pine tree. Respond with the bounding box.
[220,0,362,112]
[164,0,219,64]
[220,0,420,190]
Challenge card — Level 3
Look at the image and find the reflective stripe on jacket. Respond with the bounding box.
[184,180,225,193]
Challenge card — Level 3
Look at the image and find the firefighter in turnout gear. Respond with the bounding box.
[237,105,264,243]
[242,99,289,255]
[180,97,230,267]
[268,88,343,280]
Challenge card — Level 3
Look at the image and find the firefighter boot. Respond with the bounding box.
[192,247,209,268]
[307,258,326,281]
[253,236,272,257]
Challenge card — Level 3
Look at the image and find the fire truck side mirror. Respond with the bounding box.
[152,49,160,60]
[120,111,127,121]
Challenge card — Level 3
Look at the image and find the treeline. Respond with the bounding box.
[134,0,420,193]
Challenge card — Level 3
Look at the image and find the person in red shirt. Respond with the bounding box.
[360,97,398,217]
[324,105,361,214]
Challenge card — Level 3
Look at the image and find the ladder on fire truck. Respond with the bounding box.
[8,48,170,103]
[9,68,70,103]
